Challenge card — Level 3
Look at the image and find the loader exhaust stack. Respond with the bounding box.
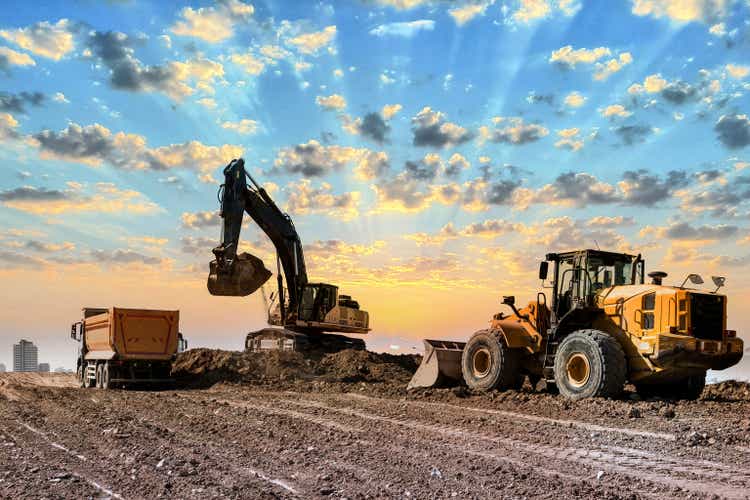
[207,252,272,297]
[407,339,466,390]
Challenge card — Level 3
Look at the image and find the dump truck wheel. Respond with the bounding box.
[95,363,103,389]
[461,329,522,392]
[77,365,86,388]
[554,329,626,400]
[101,363,111,390]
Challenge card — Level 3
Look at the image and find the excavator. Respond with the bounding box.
[207,158,370,352]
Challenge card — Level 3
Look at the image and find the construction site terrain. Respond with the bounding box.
[1,348,750,499]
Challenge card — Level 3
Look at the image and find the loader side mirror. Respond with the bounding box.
[538,261,548,280]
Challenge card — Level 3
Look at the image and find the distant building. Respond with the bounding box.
[0,363,5,372]
[13,339,38,372]
[38,363,50,372]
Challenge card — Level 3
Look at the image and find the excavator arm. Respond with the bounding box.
[208,158,307,314]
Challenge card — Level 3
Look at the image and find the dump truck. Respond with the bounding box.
[207,158,370,352]
[409,249,744,400]
[70,307,186,389]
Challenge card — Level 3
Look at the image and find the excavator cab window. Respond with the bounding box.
[299,284,338,323]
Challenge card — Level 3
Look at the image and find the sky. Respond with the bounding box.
[0,0,749,379]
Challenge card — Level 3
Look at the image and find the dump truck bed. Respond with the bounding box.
[83,307,179,361]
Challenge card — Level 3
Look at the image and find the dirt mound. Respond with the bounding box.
[0,373,77,401]
[317,349,419,384]
[702,380,750,401]
[172,348,419,389]
[172,349,313,387]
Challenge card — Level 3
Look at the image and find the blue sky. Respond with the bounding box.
[0,0,749,376]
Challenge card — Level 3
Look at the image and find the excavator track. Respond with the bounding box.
[245,328,365,353]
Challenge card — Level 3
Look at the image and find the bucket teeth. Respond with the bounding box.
[207,252,272,296]
[407,339,466,390]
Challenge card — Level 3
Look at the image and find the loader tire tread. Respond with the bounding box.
[461,329,523,392]
[554,329,626,400]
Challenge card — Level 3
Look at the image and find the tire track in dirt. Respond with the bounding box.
[223,391,675,499]
[271,394,750,499]
[0,419,124,499]
[3,388,298,499]
[341,393,750,484]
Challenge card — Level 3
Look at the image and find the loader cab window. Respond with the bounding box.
[585,256,634,291]
[556,257,578,315]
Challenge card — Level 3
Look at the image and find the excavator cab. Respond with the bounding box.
[299,283,338,323]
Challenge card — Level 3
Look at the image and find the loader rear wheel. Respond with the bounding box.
[554,329,626,400]
[461,330,522,392]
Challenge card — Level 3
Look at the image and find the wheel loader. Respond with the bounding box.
[408,249,744,400]
[207,158,370,352]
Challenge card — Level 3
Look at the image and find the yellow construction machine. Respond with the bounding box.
[207,159,370,352]
[409,249,744,400]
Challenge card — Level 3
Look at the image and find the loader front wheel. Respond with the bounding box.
[461,330,522,392]
[554,329,626,400]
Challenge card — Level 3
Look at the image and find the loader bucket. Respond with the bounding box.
[407,339,467,390]
[207,252,273,296]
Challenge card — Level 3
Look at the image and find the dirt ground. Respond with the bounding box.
[2,349,750,499]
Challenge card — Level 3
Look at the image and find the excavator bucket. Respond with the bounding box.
[207,252,273,296]
[407,339,466,390]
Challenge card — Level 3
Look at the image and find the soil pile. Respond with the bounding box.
[172,348,419,388]
[702,380,750,401]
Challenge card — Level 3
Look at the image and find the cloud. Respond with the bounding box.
[274,140,357,177]
[725,64,749,80]
[404,153,443,181]
[316,94,347,110]
[52,92,69,104]
[0,183,160,216]
[563,91,586,108]
[618,169,690,205]
[381,104,402,119]
[405,223,460,246]
[630,0,731,24]
[628,73,701,104]
[285,179,360,220]
[170,0,254,43]
[0,46,35,70]
[586,216,636,227]
[31,122,242,181]
[512,0,581,23]
[411,107,472,148]
[714,114,750,149]
[373,0,430,9]
[230,52,265,75]
[519,216,631,253]
[533,172,618,206]
[369,20,435,37]
[370,173,435,213]
[600,104,632,118]
[181,210,221,229]
[0,19,75,60]
[460,219,519,238]
[90,249,166,266]
[479,117,549,145]
[179,235,217,255]
[0,91,44,113]
[549,45,632,80]
[305,239,386,257]
[220,118,259,135]
[613,124,655,145]
[526,92,555,105]
[450,1,493,26]
[554,128,584,151]
[21,240,75,252]
[86,31,224,100]
[0,112,20,140]
[342,112,391,143]
[644,222,739,241]
[445,153,470,177]
[287,25,337,55]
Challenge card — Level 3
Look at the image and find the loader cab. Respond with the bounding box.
[298,283,338,323]
[543,250,644,319]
